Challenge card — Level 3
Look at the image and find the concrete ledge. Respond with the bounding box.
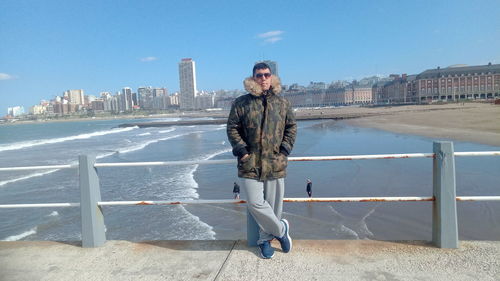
[1,240,499,280]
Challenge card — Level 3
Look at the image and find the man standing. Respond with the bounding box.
[306,179,312,198]
[227,62,297,259]
[233,182,240,199]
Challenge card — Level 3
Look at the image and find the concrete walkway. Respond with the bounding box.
[1,240,499,281]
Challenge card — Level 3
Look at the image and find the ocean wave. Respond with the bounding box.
[138,132,151,136]
[159,128,176,134]
[0,169,59,188]
[177,205,216,240]
[1,227,37,241]
[168,166,200,200]
[154,148,232,212]
[0,126,138,153]
[203,148,232,161]
[150,118,181,122]
[47,211,59,217]
[0,130,201,188]
[175,148,232,198]
[96,151,117,160]
[0,150,116,188]
[165,148,231,239]
[118,131,201,154]
[328,205,376,239]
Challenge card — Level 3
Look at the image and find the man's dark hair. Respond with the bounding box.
[252,62,271,76]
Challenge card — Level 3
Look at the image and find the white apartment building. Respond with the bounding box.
[121,87,133,111]
[30,105,46,115]
[138,86,153,109]
[64,89,85,105]
[195,92,215,110]
[7,106,25,116]
[179,58,197,110]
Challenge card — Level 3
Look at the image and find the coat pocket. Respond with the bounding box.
[238,153,256,173]
[272,152,288,173]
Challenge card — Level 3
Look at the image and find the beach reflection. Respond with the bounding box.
[194,119,500,241]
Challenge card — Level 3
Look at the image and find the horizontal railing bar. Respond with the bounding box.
[457,196,500,201]
[94,159,234,167]
[284,197,435,202]
[3,196,500,208]
[1,151,498,171]
[0,164,76,172]
[98,197,435,206]
[454,151,500,157]
[289,153,434,161]
[0,203,80,208]
[95,154,435,168]
[98,199,246,206]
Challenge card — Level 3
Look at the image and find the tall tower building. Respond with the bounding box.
[121,87,133,111]
[255,60,278,77]
[179,58,197,110]
[137,86,153,109]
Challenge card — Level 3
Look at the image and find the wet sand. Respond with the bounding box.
[295,103,500,147]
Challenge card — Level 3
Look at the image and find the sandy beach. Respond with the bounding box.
[295,102,500,147]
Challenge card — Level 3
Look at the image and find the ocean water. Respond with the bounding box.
[0,118,499,242]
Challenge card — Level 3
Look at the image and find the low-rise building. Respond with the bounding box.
[416,63,500,102]
[29,105,46,115]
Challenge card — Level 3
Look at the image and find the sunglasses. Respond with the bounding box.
[254,73,271,79]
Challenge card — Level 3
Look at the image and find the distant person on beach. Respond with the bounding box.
[306,179,312,198]
[227,62,297,259]
[233,182,240,199]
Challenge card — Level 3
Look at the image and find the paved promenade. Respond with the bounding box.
[1,240,499,281]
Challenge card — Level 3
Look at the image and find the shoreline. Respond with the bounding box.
[3,102,499,147]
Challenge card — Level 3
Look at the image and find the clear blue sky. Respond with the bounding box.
[1,0,499,111]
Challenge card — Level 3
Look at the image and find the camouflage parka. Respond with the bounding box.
[227,76,297,181]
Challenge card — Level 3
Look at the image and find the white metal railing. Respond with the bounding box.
[3,196,500,209]
[0,203,80,208]
[0,164,76,171]
[1,145,499,248]
[1,151,499,172]
[1,150,499,208]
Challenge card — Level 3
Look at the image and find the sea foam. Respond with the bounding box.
[118,131,201,154]
[0,169,59,188]
[2,227,37,241]
[0,126,138,152]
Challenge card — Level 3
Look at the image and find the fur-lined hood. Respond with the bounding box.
[243,76,282,97]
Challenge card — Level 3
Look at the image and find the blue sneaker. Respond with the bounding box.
[275,219,292,253]
[258,240,274,259]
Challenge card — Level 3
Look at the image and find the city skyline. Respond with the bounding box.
[1,0,500,111]
[6,61,498,118]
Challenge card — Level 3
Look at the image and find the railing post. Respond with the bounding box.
[79,154,106,248]
[247,210,259,246]
[432,141,459,248]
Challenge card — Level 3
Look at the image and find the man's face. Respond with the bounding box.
[253,68,272,91]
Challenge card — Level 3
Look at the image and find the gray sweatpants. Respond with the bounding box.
[242,178,285,245]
